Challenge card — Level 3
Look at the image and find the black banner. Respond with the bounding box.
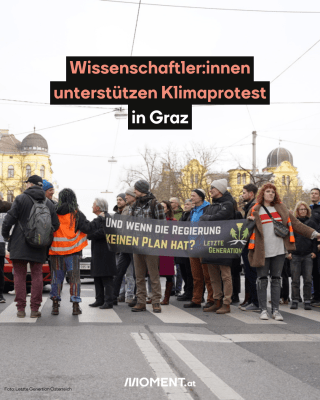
[104,215,255,259]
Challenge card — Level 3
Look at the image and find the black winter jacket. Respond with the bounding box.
[200,191,235,266]
[87,213,117,277]
[2,186,60,263]
[243,198,256,219]
[0,200,12,257]
[200,192,235,222]
[290,217,318,256]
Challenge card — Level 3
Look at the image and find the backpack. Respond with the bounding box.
[19,194,53,248]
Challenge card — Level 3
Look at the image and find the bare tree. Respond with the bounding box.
[121,146,162,192]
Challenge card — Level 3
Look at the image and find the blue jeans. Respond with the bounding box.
[291,254,313,302]
[50,254,81,302]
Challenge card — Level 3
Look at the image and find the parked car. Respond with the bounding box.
[3,257,51,293]
[65,245,92,283]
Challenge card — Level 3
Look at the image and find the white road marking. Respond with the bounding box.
[227,305,287,324]
[81,289,94,291]
[157,333,244,400]
[78,297,122,323]
[158,333,320,343]
[131,332,193,400]
[280,305,320,323]
[224,334,320,342]
[146,304,206,324]
[0,297,49,323]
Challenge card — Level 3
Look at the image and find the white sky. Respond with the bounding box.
[1,0,320,218]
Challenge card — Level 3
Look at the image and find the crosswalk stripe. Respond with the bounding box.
[131,333,193,400]
[226,305,287,324]
[146,304,206,324]
[164,332,320,343]
[78,297,122,323]
[157,333,245,400]
[279,305,320,322]
[0,297,49,323]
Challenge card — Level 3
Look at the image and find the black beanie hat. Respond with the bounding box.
[134,180,150,194]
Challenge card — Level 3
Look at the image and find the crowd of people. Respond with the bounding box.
[0,174,320,323]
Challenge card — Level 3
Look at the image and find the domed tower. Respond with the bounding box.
[263,146,301,207]
[265,147,294,169]
[21,132,48,154]
[0,128,53,201]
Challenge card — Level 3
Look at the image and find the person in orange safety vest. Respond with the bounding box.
[49,188,105,316]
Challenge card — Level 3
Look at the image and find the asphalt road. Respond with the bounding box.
[1,277,320,400]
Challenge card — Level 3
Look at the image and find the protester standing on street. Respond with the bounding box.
[0,192,12,304]
[248,183,320,321]
[169,197,183,295]
[184,189,214,309]
[49,188,106,316]
[113,193,127,302]
[113,188,137,307]
[200,179,235,314]
[287,201,318,310]
[159,200,176,305]
[130,180,165,313]
[176,199,194,302]
[2,175,60,318]
[87,198,117,309]
[43,180,56,202]
[310,188,320,307]
[240,184,260,312]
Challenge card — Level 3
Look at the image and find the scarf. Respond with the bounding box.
[248,203,295,250]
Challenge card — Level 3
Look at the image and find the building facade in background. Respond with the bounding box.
[0,128,53,201]
[228,147,303,208]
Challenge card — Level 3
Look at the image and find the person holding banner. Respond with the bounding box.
[184,189,214,309]
[200,179,235,314]
[0,192,12,304]
[159,200,176,305]
[87,198,117,309]
[248,183,320,321]
[176,199,194,302]
[130,180,165,313]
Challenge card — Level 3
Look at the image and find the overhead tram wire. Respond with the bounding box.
[11,110,116,137]
[101,0,320,14]
[0,99,118,110]
[50,139,252,158]
[271,38,320,84]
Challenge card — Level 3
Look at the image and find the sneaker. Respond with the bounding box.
[311,302,320,308]
[27,293,31,297]
[0,295,6,303]
[239,301,249,309]
[290,302,298,310]
[260,310,269,320]
[272,310,283,321]
[241,302,260,311]
[8,290,15,295]
[125,297,135,303]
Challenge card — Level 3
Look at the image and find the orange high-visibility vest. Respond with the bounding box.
[49,213,88,256]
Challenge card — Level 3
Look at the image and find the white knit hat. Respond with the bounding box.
[210,179,228,194]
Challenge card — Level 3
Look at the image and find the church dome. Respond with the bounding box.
[266,147,293,168]
[21,133,48,153]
